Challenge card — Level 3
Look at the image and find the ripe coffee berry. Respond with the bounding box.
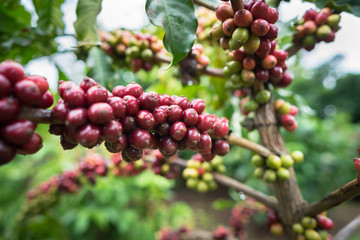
[107,97,126,118]
[139,92,160,111]
[26,75,49,94]
[213,140,230,156]
[183,108,199,126]
[17,133,43,155]
[159,137,178,157]
[167,105,183,123]
[87,102,114,124]
[212,120,229,138]
[196,114,214,132]
[63,86,86,108]
[136,110,155,130]
[0,74,11,98]
[196,132,212,151]
[0,98,20,123]
[185,127,201,146]
[86,85,108,105]
[112,85,126,98]
[1,119,35,145]
[76,124,101,148]
[0,139,16,165]
[170,121,187,141]
[105,134,127,153]
[101,120,123,142]
[152,108,167,125]
[0,60,26,84]
[124,82,143,98]
[129,128,151,150]
[159,94,172,106]
[14,80,41,106]
[80,76,97,92]
[123,146,143,162]
[123,95,140,116]
[65,108,87,127]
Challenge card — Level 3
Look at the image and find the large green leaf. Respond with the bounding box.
[146,0,198,67]
[304,0,360,17]
[0,2,31,32]
[32,0,65,34]
[86,47,114,89]
[74,0,102,45]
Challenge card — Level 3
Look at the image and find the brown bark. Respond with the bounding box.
[254,100,305,239]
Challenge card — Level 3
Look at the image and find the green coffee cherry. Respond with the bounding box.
[226,60,242,73]
[140,49,153,61]
[318,230,328,240]
[280,155,294,168]
[187,159,202,169]
[304,229,321,240]
[266,154,282,170]
[243,34,260,54]
[244,99,259,112]
[197,180,209,193]
[216,164,226,174]
[254,167,264,178]
[301,216,317,229]
[327,14,341,28]
[278,102,291,114]
[182,168,199,179]
[201,162,212,172]
[291,150,304,164]
[230,73,243,84]
[241,69,255,85]
[255,90,271,104]
[223,66,232,77]
[251,155,264,167]
[277,168,290,180]
[211,157,223,167]
[230,27,250,50]
[186,178,198,189]
[210,22,225,40]
[161,164,170,174]
[125,46,140,58]
[208,180,218,191]
[292,223,304,234]
[264,169,277,183]
[316,25,332,40]
[303,35,316,47]
[203,173,214,182]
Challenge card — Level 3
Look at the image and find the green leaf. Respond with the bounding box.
[74,0,102,45]
[304,0,360,17]
[0,2,31,32]
[86,47,114,89]
[146,0,198,67]
[32,0,65,34]
[212,198,235,210]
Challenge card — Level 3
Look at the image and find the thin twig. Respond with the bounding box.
[333,214,360,240]
[227,134,273,157]
[173,158,278,210]
[18,107,56,124]
[154,54,225,78]
[304,179,360,216]
[286,43,303,59]
[230,0,243,12]
[193,0,217,11]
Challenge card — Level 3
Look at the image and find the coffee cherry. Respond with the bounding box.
[234,9,253,27]
[261,55,277,69]
[129,128,151,150]
[251,19,270,36]
[174,96,190,110]
[303,9,318,21]
[80,76,97,92]
[87,102,114,124]
[170,121,187,141]
[243,57,256,70]
[65,108,87,127]
[270,223,284,236]
[123,95,139,116]
[49,124,65,136]
[112,85,126,98]
[269,66,283,83]
[17,132,43,155]
[317,215,334,230]
[251,1,269,20]
[277,167,290,180]
[213,140,229,156]
[136,110,155,130]
[101,120,123,142]
[255,68,269,82]
[255,38,271,59]
[266,154,282,170]
[159,94,172,106]
[254,167,264,178]
[26,75,49,94]
[316,25,331,40]
[280,154,294,168]
[63,86,86,108]
[215,2,234,22]
[196,132,212,151]
[0,97,20,123]
[212,120,229,138]
[223,18,237,36]
[37,90,54,109]
[152,107,167,125]
[244,99,258,112]
[302,216,317,229]
[264,169,276,182]
[123,146,143,162]
[63,127,78,144]
[105,134,127,153]
[293,223,304,234]
[107,97,126,118]
[255,90,271,104]
[184,127,201,146]
[52,100,70,121]
[86,85,108,105]
[251,155,264,167]
[13,80,42,106]
[159,137,178,156]
[315,12,328,26]
[196,114,213,132]
[139,92,160,111]
[272,50,288,63]
[278,72,292,88]
[243,34,260,53]
[0,60,25,84]
[354,158,360,172]
[60,135,78,150]
[155,122,170,137]
[76,124,101,148]
[0,74,11,98]
[167,105,183,123]
[0,139,16,165]
[210,22,226,40]
[1,119,36,146]
[124,82,143,98]
[266,7,279,24]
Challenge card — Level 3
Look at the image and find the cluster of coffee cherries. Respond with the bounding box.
[275,99,299,132]
[111,152,148,177]
[353,148,360,184]
[239,89,271,115]
[0,60,54,166]
[144,149,180,179]
[155,226,189,240]
[251,151,304,182]
[182,154,226,193]
[51,80,230,162]
[265,210,284,236]
[292,214,334,240]
[99,29,165,72]
[196,7,218,42]
[293,8,341,51]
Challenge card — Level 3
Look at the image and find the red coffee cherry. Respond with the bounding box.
[63,86,86,108]
[0,139,16,165]
[17,132,43,155]
[272,50,288,63]
[112,85,126,98]
[222,18,237,36]
[159,137,178,157]
[139,92,160,111]
[105,134,127,153]
[170,121,187,141]
[65,108,87,127]
[183,108,199,126]
[215,2,234,22]
[152,107,167,125]
[255,38,271,59]
[213,139,230,156]
[255,68,270,82]
[64,128,78,144]
[243,57,256,70]
[38,90,54,109]
[233,48,246,62]
[14,80,42,106]
[1,119,35,145]
[234,9,253,28]
[212,120,229,138]
[174,96,191,110]
[136,110,155,130]
[86,85,108,105]
[49,124,65,136]
[80,76,97,92]
[167,105,183,123]
[0,60,26,84]
[251,0,269,20]
[0,74,11,98]
[123,95,140,116]
[129,128,151,150]
[52,100,70,122]
[263,24,278,40]
[201,150,216,161]
[58,81,76,98]
[278,72,293,88]
[251,19,270,36]
[196,113,214,132]
[159,94,172,106]
[121,116,136,133]
[303,9,318,21]
[60,135,78,150]
[101,120,123,143]
[196,132,212,151]
[185,127,201,146]
[123,146,143,162]
[76,124,101,148]
[26,75,49,94]
[107,97,126,118]
[87,102,114,124]
[0,97,20,123]
[280,114,295,127]
[265,7,279,24]
[261,55,278,69]
[124,82,143,98]
[156,122,171,136]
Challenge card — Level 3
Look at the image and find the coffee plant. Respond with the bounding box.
[1,0,360,239]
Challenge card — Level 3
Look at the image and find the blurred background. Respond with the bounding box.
[0,0,360,239]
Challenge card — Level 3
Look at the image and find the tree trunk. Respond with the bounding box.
[254,100,305,239]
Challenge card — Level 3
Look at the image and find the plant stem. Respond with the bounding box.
[192,0,217,11]
[286,43,303,59]
[304,179,360,216]
[227,134,273,157]
[230,0,243,12]
[333,214,360,240]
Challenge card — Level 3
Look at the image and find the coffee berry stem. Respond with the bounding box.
[285,43,303,59]
[192,0,217,11]
[230,0,244,12]
[226,134,273,157]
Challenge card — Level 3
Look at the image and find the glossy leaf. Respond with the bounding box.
[32,0,65,34]
[74,0,102,44]
[86,47,114,89]
[146,0,198,67]
[0,2,31,32]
